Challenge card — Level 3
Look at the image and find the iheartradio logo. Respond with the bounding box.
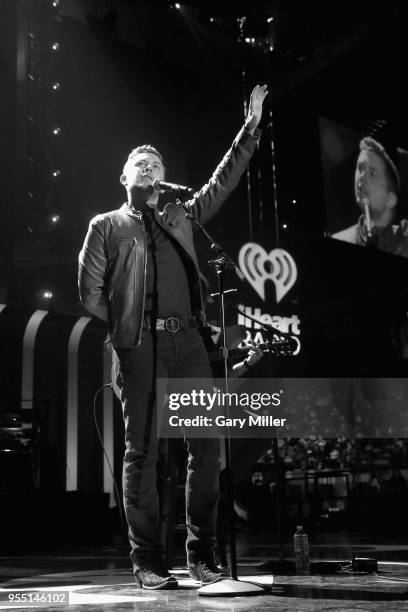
[238,243,297,303]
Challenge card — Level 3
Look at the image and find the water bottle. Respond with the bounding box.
[293,525,310,575]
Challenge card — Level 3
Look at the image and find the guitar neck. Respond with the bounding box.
[208,339,291,363]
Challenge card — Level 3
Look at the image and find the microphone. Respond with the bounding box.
[362,196,373,238]
[153,179,194,195]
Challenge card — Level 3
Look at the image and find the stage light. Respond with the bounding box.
[282,224,288,229]
[210,17,214,22]
[292,199,297,204]
[52,126,61,135]
[43,291,53,299]
[267,17,274,23]
[269,45,274,51]
[51,81,61,90]
[51,42,60,51]
[237,16,247,32]
[50,214,60,224]
[52,0,61,6]
[52,169,61,178]
[175,2,181,8]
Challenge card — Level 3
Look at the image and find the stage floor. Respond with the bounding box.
[2,532,408,610]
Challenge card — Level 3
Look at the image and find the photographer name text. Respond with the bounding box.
[168,414,286,429]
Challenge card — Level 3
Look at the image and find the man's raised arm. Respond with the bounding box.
[187,84,268,224]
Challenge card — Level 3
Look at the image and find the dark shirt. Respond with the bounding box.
[143,207,193,320]
[356,215,408,257]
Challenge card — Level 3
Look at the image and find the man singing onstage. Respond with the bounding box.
[78,84,268,589]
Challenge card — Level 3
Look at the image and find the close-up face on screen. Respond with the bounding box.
[320,116,408,259]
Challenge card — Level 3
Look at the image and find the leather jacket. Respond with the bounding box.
[78,124,260,348]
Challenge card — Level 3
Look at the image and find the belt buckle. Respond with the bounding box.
[165,317,180,333]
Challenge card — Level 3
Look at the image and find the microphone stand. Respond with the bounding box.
[224,302,295,573]
[174,197,270,596]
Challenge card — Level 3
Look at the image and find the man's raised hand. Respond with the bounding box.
[245,84,268,134]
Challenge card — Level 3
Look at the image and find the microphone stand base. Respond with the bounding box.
[197,577,271,597]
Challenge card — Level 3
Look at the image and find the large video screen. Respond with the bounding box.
[319,116,408,258]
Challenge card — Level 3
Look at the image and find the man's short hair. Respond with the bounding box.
[123,144,165,173]
[359,136,400,195]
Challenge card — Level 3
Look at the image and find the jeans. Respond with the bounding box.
[112,327,220,573]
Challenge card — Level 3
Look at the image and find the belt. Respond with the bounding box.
[144,316,198,333]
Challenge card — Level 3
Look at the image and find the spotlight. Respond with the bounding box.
[282,224,288,229]
[50,214,60,224]
[43,291,53,299]
[292,199,297,204]
[269,45,274,52]
[52,126,61,136]
[51,81,61,90]
[52,169,61,178]
[52,0,61,6]
[209,17,214,22]
[51,42,60,51]
[267,17,274,23]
